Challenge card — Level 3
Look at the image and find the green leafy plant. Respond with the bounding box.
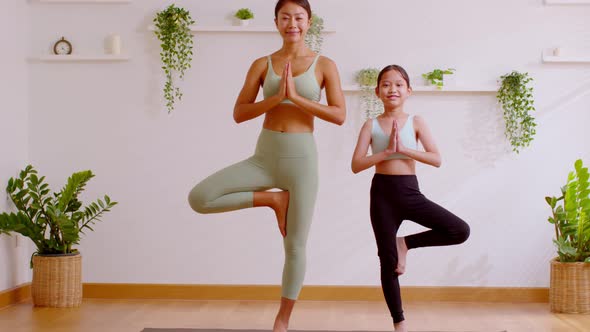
[0,165,117,262]
[422,68,455,89]
[305,13,324,53]
[234,8,254,20]
[356,68,382,119]
[546,159,590,263]
[153,4,195,113]
[497,71,536,153]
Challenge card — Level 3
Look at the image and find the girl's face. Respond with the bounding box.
[275,2,311,44]
[375,70,411,109]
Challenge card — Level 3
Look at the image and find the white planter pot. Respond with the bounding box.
[239,19,250,26]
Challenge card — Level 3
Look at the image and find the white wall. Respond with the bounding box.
[0,1,31,292]
[24,0,590,289]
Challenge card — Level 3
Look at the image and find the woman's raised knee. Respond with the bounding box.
[187,184,211,214]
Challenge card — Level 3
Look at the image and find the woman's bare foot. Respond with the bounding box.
[254,191,289,237]
[394,320,407,332]
[272,317,288,332]
[272,191,289,237]
[273,297,295,332]
[395,237,408,275]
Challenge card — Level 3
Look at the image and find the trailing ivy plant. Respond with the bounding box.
[497,71,536,153]
[153,4,195,113]
[356,68,382,119]
[545,159,590,263]
[305,13,324,53]
[422,68,455,89]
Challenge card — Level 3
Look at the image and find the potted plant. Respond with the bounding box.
[356,68,382,119]
[422,68,455,89]
[0,165,117,307]
[497,71,536,153]
[305,13,324,53]
[545,159,590,314]
[234,8,254,26]
[153,4,195,113]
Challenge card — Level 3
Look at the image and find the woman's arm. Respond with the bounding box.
[397,116,442,168]
[351,120,394,174]
[287,57,346,125]
[233,57,286,124]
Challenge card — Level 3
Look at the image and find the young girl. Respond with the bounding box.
[351,65,470,332]
[188,1,346,331]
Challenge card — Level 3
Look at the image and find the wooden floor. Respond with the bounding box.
[0,299,589,332]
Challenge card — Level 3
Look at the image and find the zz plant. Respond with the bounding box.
[0,165,117,261]
[497,71,536,153]
[546,159,590,263]
[153,4,195,113]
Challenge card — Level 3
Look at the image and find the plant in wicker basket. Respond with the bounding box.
[0,165,117,307]
[545,159,590,313]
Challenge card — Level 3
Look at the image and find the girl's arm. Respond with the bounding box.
[351,120,394,174]
[233,57,286,123]
[287,57,346,125]
[397,116,442,168]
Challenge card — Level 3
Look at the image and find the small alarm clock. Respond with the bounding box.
[53,37,72,55]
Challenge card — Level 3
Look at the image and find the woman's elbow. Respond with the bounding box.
[433,156,442,168]
[233,108,245,124]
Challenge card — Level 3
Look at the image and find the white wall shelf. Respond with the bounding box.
[148,25,335,33]
[542,53,590,63]
[37,0,132,3]
[342,85,498,93]
[544,0,590,5]
[37,55,130,62]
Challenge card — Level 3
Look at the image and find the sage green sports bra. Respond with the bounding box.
[262,55,322,104]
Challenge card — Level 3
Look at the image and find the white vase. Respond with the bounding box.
[239,19,250,26]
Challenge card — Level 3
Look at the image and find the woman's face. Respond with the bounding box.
[275,2,311,44]
[376,70,411,108]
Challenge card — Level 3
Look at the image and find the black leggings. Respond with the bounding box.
[369,174,470,323]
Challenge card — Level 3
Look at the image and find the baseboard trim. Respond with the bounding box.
[0,284,31,308]
[83,284,549,303]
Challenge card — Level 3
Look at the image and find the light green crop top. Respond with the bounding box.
[371,116,417,160]
[262,55,322,104]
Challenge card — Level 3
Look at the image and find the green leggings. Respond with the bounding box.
[188,129,319,299]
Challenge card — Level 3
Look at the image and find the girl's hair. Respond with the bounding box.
[377,65,411,88]
[274,0,312,19]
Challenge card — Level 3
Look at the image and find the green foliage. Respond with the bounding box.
[153,4,195,113]
[0,165,117,262]
[356,68,380,87]
[305,14,324,53]
[422,68,455,89]
[356,68,383,118]
[546,159,590,263]
[234,8,254,20]
[497,71,537,153]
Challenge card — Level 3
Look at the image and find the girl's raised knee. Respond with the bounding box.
[188,185,210,214]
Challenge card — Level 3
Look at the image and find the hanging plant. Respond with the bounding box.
[356,68,383,119]
[153,4,195,113]
[497,71,537,153]
[305,13,324,53]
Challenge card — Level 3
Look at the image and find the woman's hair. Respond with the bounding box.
[274,0,312,19]
[377,65,411,88]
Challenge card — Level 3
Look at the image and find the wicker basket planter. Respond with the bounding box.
[550,258,590,314]
[32,253,82,307]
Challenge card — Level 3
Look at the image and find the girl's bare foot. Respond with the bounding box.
[272,191,289,237]
[394,320,407,332]
[395,237,408,275]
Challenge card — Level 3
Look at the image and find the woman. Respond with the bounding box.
[351,65,470,332]
[188,1,346,331]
